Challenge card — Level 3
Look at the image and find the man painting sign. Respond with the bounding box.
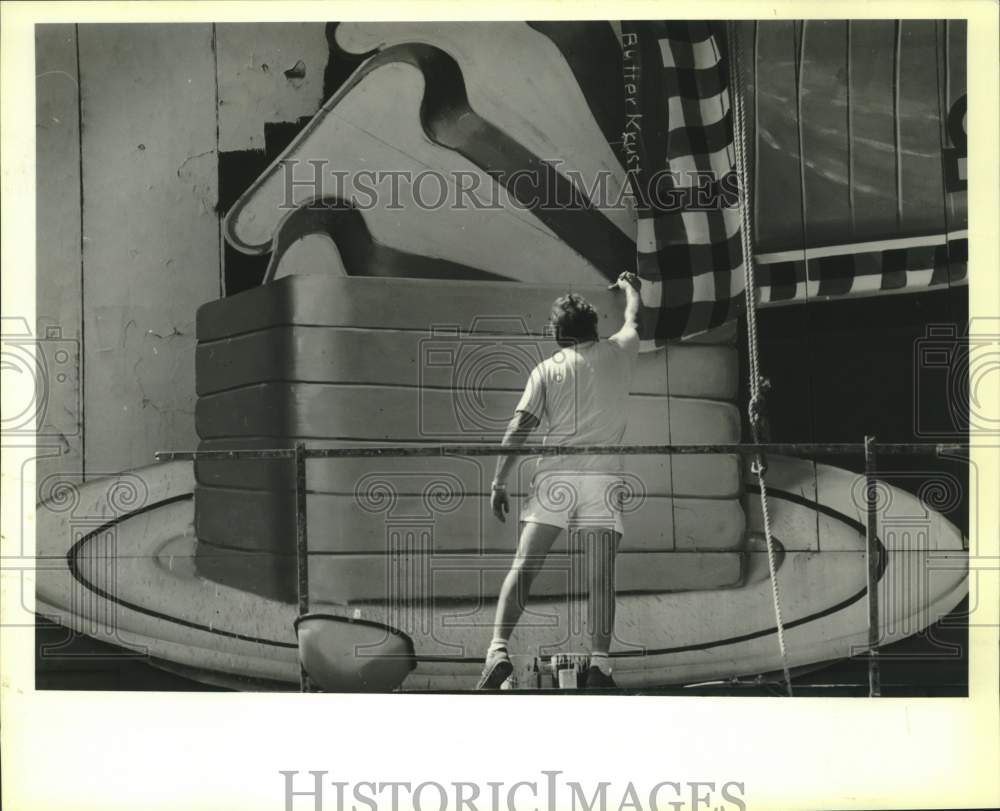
[478,272,642,689]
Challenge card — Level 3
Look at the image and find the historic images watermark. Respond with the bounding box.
[343,314,649,661]
[913,318,1000,438]
[351,462,648,660]
[417,316,569,440]
[1,316,79,441]
[33,471,153,660]
[847,462,971,661]
[280,771,747,811]
[278,159,736,214]
[2,316,153,659]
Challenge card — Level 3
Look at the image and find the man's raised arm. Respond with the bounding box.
[609,271,642,350]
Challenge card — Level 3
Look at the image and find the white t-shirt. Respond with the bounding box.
[515,330,640,475]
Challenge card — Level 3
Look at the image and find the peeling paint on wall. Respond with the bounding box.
[77,24,220,475]
[216,24,330,152]
[35,23,343,478]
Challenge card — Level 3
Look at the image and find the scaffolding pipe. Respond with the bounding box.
[155,441,968,462]
[865,435,882,697]
[294,441,312,693]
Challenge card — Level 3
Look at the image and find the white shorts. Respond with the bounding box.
[519,471,627,535]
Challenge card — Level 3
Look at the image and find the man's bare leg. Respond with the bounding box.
[492,520,563,642]
[476,521,562,689]
[584,527,621,686]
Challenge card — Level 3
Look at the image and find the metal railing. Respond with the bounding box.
[156,438,969,695]
[156,441,968,461]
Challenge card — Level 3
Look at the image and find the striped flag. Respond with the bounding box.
[755,231,968,305]
[620,20,968,338]
[622,21,746,342]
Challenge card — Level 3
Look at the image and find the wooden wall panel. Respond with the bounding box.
[35,25,83,492]
[78,24,219,475]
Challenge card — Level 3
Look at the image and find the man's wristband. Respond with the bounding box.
[491,482,507,491]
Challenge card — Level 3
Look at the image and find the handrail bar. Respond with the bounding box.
[155,441,969,462]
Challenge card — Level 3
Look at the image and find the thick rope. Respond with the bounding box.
[728,23,794,696]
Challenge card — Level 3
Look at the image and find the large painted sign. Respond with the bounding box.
[224,21,968,317]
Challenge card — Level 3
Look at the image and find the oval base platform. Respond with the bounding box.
[35,457,968,691]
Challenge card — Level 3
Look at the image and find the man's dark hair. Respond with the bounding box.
[549,293,599,347]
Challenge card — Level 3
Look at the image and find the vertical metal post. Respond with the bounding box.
[864,435,881,697]
[294,441,312,692]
